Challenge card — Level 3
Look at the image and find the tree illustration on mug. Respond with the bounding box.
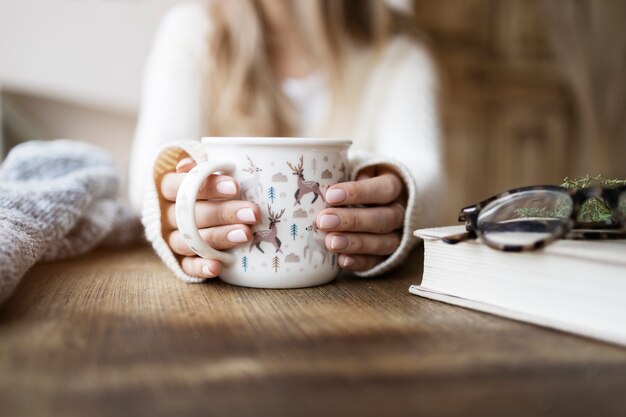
[290,223,298,240]
[268,186,276,203]
[272,256,280,272]
[241,255,248,272]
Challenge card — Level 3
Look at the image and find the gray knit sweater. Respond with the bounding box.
[0,140,143,304]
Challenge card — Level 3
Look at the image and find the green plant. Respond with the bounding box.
[562,175,626,223]
[513,206,567,220]
[515,175,625,223]
[561,175,626,189]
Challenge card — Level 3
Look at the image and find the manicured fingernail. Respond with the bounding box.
[176,158,194,172]
[201,263,215,276]
[326,189,347,204]
[227,228,249,243]
[216,181,237,195]
[319,214,341,229]
[330,235,349,250]
[236,208,256,223]
[341,255,355,268]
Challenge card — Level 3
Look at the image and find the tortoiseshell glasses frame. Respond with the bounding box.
[443,185,626,252]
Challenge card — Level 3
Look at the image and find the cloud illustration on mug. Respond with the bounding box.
[293,208,308,218]
[272,173,288,182]
[285,253,300,263]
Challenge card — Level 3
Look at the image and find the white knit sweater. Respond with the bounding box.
[131,1,443,281]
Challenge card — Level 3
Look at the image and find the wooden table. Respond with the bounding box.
[1,246,625,417]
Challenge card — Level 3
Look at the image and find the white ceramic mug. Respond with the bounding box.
[176,137,352,288]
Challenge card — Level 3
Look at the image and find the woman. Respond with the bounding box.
[130,0,442,281]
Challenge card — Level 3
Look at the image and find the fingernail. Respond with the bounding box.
[236,207,256,223]
[216,181,237,196]
[330,235,349,250]
[326,189,347,204]
[201,263,215,276]
[176,158,193,172]
[227,228,249,243]
[341,255,355,268]
[319,214,341,229]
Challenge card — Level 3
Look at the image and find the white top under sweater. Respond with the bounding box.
[131,1,443,281]
[281,72,329,137]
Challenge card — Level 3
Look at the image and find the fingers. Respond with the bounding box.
[337,254,386,272]
[316,204,405,234]
[318,194,404,271]
[169,158,247,278]
[168,225,252,256]
[324,232,401,256]
[161,172,239,201]
[318,170,405,272]
[325,231,398,272]
[325,172,403,206]
[176,157,196,173]
[180,256,222,278]
[165,201,259,229]
[356,167,375,181]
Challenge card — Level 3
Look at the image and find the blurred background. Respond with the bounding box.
[1,0,625,224]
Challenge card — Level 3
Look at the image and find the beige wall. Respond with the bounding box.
[2,92,136,199]
[0,0,186,113]
[0,0,187,198]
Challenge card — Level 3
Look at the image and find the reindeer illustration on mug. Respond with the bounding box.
[241,156,263,200]
[287,155,325,206]
[249,205,285,254]
[304,222,327,265]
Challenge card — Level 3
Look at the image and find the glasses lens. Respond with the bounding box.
[477,189,573,247]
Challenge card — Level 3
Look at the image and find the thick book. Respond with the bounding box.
[410,226,626,347]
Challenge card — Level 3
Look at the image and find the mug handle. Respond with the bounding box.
[175,161,236,265]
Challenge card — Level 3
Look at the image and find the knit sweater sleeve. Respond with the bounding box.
[128,2,210,214]
[141,140,208,283]
[350,42,443,278]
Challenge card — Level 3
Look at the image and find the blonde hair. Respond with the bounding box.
[205,0,411,137]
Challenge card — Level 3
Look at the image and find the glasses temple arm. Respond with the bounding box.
[442,230,477,244]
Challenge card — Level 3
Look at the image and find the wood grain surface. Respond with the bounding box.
[1,246,625,417]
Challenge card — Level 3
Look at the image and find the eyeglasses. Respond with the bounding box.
[443,185,626,251]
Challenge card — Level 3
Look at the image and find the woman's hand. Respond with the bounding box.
[160,157,260,278]
[317,166,406,272]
